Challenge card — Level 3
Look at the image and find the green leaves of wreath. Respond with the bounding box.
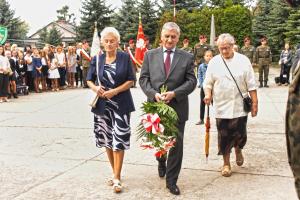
[137,85,179,148]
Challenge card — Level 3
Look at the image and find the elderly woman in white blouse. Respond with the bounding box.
[203,33,258,177]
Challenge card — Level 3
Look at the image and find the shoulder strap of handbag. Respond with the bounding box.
[221,56,244,99]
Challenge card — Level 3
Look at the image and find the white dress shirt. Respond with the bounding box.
[203,52,257,119]
[163,47,176,64]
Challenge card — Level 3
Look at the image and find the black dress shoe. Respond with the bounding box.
[167,184,180,195]
[13,93,18,98]
[158,162,166,178]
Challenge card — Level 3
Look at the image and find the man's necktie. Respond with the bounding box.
[164,50,172,76]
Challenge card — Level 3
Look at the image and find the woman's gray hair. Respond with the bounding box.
[100,27,120,43]
[217,33,235,46]
[161,22,180,35]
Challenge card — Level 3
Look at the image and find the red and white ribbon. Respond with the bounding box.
[141,113,165,134]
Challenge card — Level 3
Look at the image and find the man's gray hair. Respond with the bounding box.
[217,33,235,46]
[100,27,120,43]
[161,22,181,35]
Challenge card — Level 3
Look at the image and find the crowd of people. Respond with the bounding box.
[0,40,93,103]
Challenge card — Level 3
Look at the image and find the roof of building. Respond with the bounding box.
[28,20,76,39]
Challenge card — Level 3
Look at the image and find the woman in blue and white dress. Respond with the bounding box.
[87,27,135,193]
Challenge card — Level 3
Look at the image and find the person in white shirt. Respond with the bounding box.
[203,33,258,177]
[0,45,11,102]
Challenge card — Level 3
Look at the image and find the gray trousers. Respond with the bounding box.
[157,121,186,185]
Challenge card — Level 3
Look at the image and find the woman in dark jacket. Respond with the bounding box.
[86,27,135,193]
[279,43,293,85]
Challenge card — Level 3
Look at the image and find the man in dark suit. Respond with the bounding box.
[139,22,197,195]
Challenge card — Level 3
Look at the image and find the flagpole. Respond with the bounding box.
[173,0,176,22]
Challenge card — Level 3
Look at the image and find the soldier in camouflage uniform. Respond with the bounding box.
[181,38,193,54]
[255,36,272,88]
[194,35,211,69]
[286,58,300,199]
[80,40,90,88]
[241,36,255,64]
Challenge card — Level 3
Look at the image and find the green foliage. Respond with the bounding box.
[38,27,62,46]
[252,0,273,44]
[139,0,159,43]
[221,5,252,46]
[0,0,29,39]
[56,5,76,25]
[284,9,300,48]
[77,0,113,42]
[155,6,252,48]
[38,28,49,44]
[268,0,291,56]
[47,27,63,46]
[161,0,202,10]
[112,0,139,44]
[137,101,179,142]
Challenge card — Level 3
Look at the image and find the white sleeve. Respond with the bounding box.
[245,58,257,91]
[203,61,214,90]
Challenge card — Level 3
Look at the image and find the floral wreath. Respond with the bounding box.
[137,86,179,158]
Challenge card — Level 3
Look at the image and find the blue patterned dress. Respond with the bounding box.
[94,62,131,151]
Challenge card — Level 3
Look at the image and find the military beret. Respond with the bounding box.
[129,39,135,44]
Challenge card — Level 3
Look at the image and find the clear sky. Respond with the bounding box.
[7,0,122,36]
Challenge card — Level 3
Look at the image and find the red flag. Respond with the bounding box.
[135,13,147,67]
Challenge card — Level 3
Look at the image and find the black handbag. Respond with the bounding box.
[221,57,252,113]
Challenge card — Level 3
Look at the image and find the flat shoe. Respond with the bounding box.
[107,175,114,186]
[113,179,122,193]
[221,165,232,177]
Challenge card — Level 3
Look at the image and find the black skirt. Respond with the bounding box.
[42,65,49,77]
[216,116,248,155]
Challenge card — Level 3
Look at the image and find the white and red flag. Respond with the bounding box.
[134,13,147,67]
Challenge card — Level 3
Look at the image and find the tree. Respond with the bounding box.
[284,8,300,47]
[203,0,246,8]
[112,0,139,43]
[139,0,159,43]
[38,28,49,44]
[77,0,114,42]
[220,5,252,46]
[56,5,76,24]
[47,27,62,46]
[252,0,273,45]
[0,0,29,40]
[268,0,291,55]
[154,6,252,47]
[159,0,202,14]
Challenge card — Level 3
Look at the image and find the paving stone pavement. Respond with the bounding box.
[0,67,298,200]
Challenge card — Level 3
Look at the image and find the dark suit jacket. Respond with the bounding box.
[139,47,197,122]
[87,51,135,115]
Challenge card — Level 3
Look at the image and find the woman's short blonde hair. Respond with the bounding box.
[100,27,120,43]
